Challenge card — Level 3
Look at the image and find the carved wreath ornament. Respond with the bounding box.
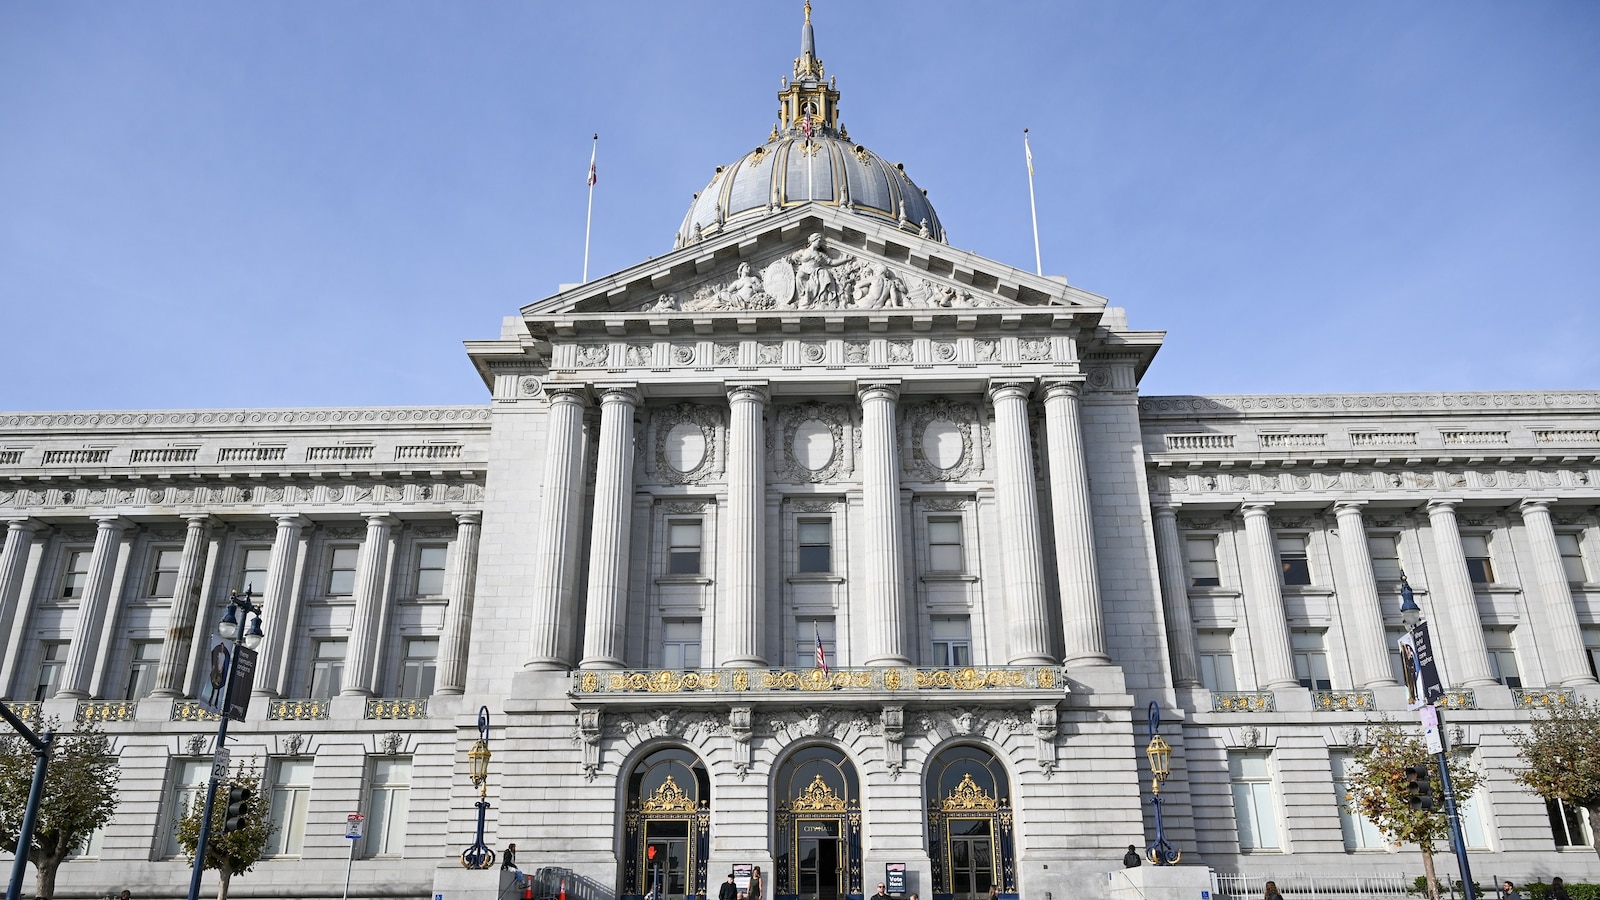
[641,234,1003,312]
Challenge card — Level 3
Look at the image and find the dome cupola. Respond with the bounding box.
[675,2,945,248]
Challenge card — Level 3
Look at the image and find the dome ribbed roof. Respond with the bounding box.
[674,2,945,248]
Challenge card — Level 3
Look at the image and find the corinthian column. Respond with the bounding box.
[1042,380,1108,665]
[525,388,588,670]
[581,386,641,668]
[436,512,482,694]
[1151,505,1201,687]
[0,519,41,682]
[1332,501,1396,688]
[1519,500,1596,685]
[719,384,769,666]
[58,516,128,699]
[250,514,306,698]
[859,381,910,666]
[988,381,1053,665]
[1425,500,1497,687]
[1239,504,1299,690]
[340,513,393,696]
[151,515,213,697]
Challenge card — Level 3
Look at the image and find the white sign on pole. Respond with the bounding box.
[346,813,365,840]
[1419,704,1445,755]
[211,748,231,782]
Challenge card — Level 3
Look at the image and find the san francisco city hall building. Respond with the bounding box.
[3,9,1599,899]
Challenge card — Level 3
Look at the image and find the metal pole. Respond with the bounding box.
[1023,129,1042,276]
[342,835,356,900]
[583,134,598,283]
[2,700,52,900]
[186,637,241,900]
[1433,710,1478,900]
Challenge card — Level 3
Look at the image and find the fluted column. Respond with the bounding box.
[1332,501,1397,688]
[859,382,910,666]
[1425,499,1497,687]
[525,388,588,670]
[0,519,42,677]
[1151,505,1201,687]
[719,384,769,666]
[988,381,1053,665]
[581,387,641,668]
[1042,380,1108,665]
[340,513,393,696]
[436,512,482,694]
[151,515,213,697]
[251,514,306,698]
[1519,500,1596,686]
[58,516,127,698]
[1239,504,1299,689]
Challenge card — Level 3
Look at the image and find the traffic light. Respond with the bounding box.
[222,785,254,833]
[1403,764,1437,812]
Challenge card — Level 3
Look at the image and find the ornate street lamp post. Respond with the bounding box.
[461,706,496,869]
[1398,575,1477,900]
[1143,702,1181,865]
[187,589,264,900]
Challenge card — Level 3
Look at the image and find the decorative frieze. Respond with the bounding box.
[1141,392,1600,416]
[1158,465,1598,499]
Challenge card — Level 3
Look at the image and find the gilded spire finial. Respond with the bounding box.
[783,0,837,135]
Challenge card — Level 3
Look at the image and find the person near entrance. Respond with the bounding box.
[721,873,740,900]
[875,882,890,899]
[745,866,763,900]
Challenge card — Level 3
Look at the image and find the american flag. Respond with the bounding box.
[802,111,814,144]
[814,622,828,674]
[587,135,598,187]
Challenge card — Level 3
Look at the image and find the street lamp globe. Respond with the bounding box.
[242,615,264,649]
[1399,573,1422,629]
[218,604,240,640]
[1145,734,1172,792]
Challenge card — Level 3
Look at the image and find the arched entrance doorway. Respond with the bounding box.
[774,746,862,900]
[624,747,711,900]
[925,746,1014,900]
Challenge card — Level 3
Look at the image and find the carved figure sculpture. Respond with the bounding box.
[853,262,906,309]
[729,263,764,308]
[793,232,842,308]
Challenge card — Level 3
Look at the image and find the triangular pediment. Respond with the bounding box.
[520,207,1107,323]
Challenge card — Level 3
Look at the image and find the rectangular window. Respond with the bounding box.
[1277,534,1311,586]
[148,548,182,598]
[34,641,67,701]
[797,519,832,573]
[365,757,412,857]
[415,546,447,596]
[309,639,347,699]
[1585,627,1600,681]
[1461,534,1495,584]
[1291,630,1332,690]
[124,640,162,701]
[1367,535,1402,583]
[1484,627,1522,689]
[1548,797,1594,849]
[1556,533,1589,583]
[928,517,964,572]
[327,547,359,596]
[795,617,836,669]
[398,638,437,697]
[662,619,702,669]
[165,759,211,857]
[61,550,91,599]
[668,521,702,575]
[1456,766,1491,849]
[1196,630,1237,692]
[266,758,313,856]
[930,616,972,667]
[1229,752,1281,850]
[239,547,272,596]
[1330,753,1386,850]
[1185,537,1221,587]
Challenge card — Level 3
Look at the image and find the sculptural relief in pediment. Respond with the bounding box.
[639,233,1008,313]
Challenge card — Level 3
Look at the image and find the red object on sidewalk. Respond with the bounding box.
[522,882,533,900]
[560,877,568,900]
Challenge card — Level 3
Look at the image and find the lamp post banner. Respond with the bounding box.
[226,646,258,722]
[199,637,232,717]
[1398,623,1444,710]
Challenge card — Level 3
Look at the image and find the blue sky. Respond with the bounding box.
[2,1,1596,412]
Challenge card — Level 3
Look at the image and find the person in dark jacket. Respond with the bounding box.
[720,873,740,900]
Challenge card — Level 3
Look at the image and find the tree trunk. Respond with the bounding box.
[1419,846,1440,900]
[217,864,233,900]
[32,856,59,900]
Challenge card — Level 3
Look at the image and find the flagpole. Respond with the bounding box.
[583,133,598,283]
[1024,128,1042,276]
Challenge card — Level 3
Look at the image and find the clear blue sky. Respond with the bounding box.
[2,1,1596,412]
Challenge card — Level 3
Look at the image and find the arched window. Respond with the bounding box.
[624,748,710,900]
[925,746,1014,899]
[774,746,862,900]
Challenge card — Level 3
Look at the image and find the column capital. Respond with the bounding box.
[180,513,217,528]
[269,513,309,528]
[454,510,483,526]
[1151,502,1179,518]
[1239,501,1274,518]
[1518,498,1559,516]
[0,517,42,534]
[856,380,901,403]
[1040,378,1086,401]
[1425,498,1463,515]
[89,514,129,531]
[546,385,590,406]
[596,384,642,406]
[987,379,1035,403]
[726,382,770,405]
[361,512,394,527]
[1331,499,1368,515]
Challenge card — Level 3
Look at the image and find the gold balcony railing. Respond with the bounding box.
[1514,688,1574,710]
[75,701,137,724]
[4,701,42,723]
[365,698,428,720]
[268,699,331,721]
[1312,690,1376,712]
[170,700,221,722]
[1438,690,1477,710]
[1211,691,1275,713]
[571,665,1066,696]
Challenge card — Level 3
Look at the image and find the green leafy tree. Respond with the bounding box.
[0,716,120,900]
[1344,717,1481,900]
[175,763,277,900]
[1508,695,1600,861]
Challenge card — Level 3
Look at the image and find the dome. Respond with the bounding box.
[674,2,945,248]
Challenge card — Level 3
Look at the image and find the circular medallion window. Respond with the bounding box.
[922,419,964,470]
[663,422,707,473]
[791,419,836,471]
